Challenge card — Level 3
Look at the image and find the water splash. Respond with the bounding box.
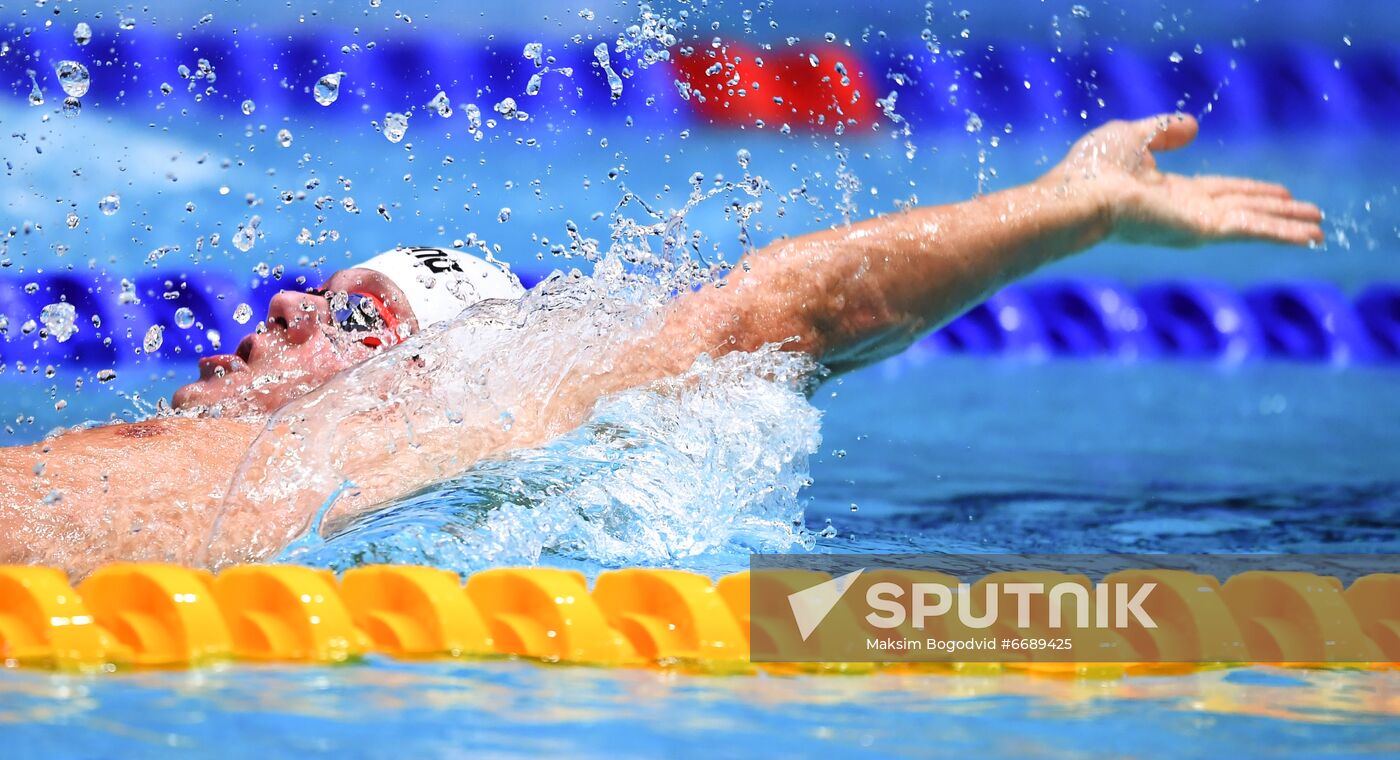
[280,347,821,573]
[204,177,826,571]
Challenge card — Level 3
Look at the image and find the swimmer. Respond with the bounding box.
[0,115,1324,576]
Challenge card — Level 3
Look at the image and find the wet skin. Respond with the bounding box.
[170,268,421,416]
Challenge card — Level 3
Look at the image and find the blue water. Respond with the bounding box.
[3,0,1400,756]
[2,661,1397,760]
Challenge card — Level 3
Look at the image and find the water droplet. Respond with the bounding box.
[579,8,595,20]
[808,53,820,67]
[55,60,90,98]
[964,111,983,133]
[429,91,452,117]
[174,307,196,329]
[233,303,253,324]
[594,42,623,100]
[40,302,78,342]
[1168,50,1183,64]
[277,128,293,148]
[493,97,520,119]
[27,72,43,106]
[523,42,543,67]
[61,97,81,118]
[65,213,79,229]
[143,324,164,352]
[498,207,512,223]
[369,0,382,7]
[73,22,92,46]
[736,148,751,169]
[96,368,117,383]
[98,194,120,215]
[465,103,483,140]
[383,112,409,143]
[241,99,255,115]
[1070,4,1090,19]
[314,72,343,106]
[233,223,257,252]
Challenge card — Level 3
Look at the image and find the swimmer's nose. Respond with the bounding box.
[266,290,330,345]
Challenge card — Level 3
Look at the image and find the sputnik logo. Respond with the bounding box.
[787,568,865,641]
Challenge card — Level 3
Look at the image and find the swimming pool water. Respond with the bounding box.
[2,660,1397,760]
[3,356,1398,759]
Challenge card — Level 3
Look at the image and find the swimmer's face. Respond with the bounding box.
[170,268,418,416]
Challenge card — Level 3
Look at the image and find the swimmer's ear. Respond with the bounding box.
[1137,112,1198,152]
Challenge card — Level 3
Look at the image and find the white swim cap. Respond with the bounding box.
[354,246,525,329]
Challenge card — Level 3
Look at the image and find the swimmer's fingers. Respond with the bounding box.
[1217,208,1325,246]
[1133,112,1198,152]
[1190,175,1295,200]
[1218,194,1324,223]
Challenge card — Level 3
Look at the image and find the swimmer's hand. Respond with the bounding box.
[1045,113,1325,247]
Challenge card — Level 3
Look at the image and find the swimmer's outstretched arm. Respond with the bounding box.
[674,113,1323,371]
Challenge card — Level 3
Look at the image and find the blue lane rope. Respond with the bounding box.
[2,31,1397,133]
